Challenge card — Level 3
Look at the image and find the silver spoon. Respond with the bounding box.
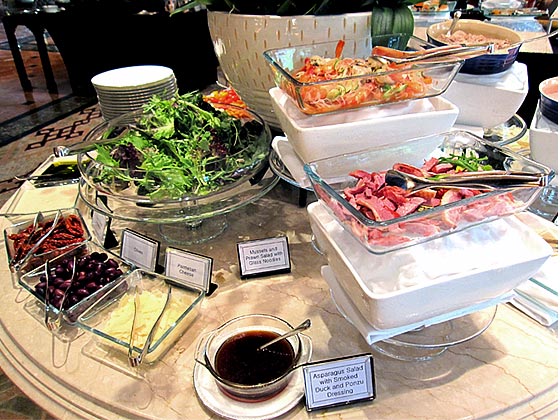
[128,283,172,367]
[445,10,462,37]
[258,319,311,351]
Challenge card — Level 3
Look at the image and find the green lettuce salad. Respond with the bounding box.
[91,91,269,201]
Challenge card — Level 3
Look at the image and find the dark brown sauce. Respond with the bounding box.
[214,330,295,386]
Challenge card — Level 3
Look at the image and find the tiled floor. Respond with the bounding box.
[0,20,95,145]
[0,22,71,121]
[0,20,68,420]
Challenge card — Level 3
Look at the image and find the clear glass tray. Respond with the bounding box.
[304,130,554,254]
[18,241,134,325]
[263,35,463,115]
[75,268,204,364]
[4,207,91,280]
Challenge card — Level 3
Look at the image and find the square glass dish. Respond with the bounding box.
[18,241,134,324]
[263,34,463,115]
[75,269,204,364]
[304,130,554,254]
[4,208,91,280]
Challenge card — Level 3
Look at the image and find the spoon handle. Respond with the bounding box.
[258,319,311,351]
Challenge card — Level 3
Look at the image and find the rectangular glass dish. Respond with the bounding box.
[75,269,204,364]
[18,241,134,324]
[304,130,554,254]
[263,35,463,115]
[4,208,91,280]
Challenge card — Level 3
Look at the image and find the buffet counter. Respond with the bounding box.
[0,174,557,419]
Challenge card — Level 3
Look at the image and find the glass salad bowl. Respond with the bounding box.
[263,34,463,115]
[74,93,279,240]
[304,130,554,254]
[77,94,272,204]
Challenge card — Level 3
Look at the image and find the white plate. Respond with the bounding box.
[193,336,311,420]
[91,66,175,90]
[94,78,177,96]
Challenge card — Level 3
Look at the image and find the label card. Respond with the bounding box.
[92,194,118,248]
[120,229,159,271]
[164,247,213,293]
[237,236,291,279]
[91,209,109,245]
[302,354,376,411]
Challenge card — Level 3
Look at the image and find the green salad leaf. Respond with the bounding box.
[92,91,268,200]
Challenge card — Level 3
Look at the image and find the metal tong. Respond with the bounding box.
[385,169,549,194]
[372,43,494,65]
[44,256,77,331]
[128,283,172,367]
[12,210,61,272]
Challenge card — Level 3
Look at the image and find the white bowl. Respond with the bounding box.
[308,201,552,330]
[269,87,459,163]
[441,61,528,128]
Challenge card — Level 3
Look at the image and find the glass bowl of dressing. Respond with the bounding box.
[194,314,312,402]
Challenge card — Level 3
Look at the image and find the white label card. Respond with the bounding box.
[237,236,291,278]
[91,210,109,244]
[164,247,213,293]
[120,229,159,271]
[302,354,376,411]
[91,194,111,245]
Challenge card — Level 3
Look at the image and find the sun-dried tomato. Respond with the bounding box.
[9,214,86,264]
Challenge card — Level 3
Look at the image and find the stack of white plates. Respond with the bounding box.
[91,65,178,121]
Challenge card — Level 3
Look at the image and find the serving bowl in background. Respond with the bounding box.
[269,87,459,163]
[194,314,312,402]
[304,130,554,254]
[539,76,558,123]
[441,61,528,128]
[263,34,463,115]
[427,19,523,74]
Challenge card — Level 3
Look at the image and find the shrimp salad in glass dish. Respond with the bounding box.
[289,41,434,114]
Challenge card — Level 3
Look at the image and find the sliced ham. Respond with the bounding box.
[339,160,524,248]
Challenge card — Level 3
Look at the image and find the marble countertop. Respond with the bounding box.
[0,180,557,419]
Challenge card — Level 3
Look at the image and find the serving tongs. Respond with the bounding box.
[128,283,172,367]
[385,169,549,194]
[45,256,77,331]
[371,43,495,65]
[10,211,44,268]
[53,123,147,158]
[12,210,61,272]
